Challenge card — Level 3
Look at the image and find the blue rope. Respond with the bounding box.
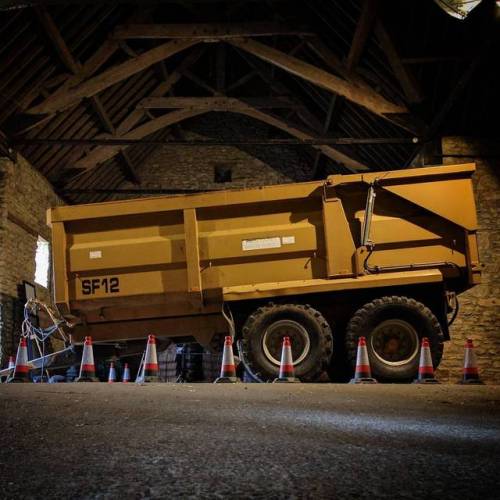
[23,303,64,382]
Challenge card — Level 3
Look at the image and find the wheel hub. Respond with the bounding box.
[262,320,310,366]
[370,319,419,366]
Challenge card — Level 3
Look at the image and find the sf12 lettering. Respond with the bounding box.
[81,277,120,295]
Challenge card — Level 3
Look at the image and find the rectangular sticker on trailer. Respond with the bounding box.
[281,236,295,245]
[89,250,102,259]
[242,237,282,251]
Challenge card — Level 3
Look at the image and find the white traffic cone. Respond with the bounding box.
[273,336,300,383]
[122,363,131,383]
[458,338,483,385]
[414,337,439,384]
[76,336,98,382]
[7,337,30,383]
[350,336,377,384]
[108,362,116,383]
[215,336,238,383]
[143,335,159,382]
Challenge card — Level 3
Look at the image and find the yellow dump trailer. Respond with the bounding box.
[48,163,480,381]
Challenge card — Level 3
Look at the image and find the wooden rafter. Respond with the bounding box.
[119,149,140,184]
[33,7,145,185]
[27,39,198,115]
[115,46,206,136]
[346,0,379,72]
[70,101,368,173]
[73,108,207,170]
[35,7,81,74]
[112,23,314,39]
[375,21,423,104]
[236,107,368,172]
[304,37,369,87]
[229,38,407,117]
[137,96,300,110]
[236,51,324,133]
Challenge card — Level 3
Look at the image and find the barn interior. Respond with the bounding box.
[1,0,498,383]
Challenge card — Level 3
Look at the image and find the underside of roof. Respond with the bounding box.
[0,0,498,204]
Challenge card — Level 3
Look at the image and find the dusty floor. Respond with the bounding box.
[0,384,499,499]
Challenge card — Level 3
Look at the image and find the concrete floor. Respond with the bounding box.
[0,384,499,499]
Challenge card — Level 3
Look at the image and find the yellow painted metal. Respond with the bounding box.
[183,208,202,299]
[47,163,481,343]
[50,221,70,313]
[322,188,356,277]
[222,269,444,301]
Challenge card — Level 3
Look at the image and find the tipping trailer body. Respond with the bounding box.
[48,163,480,355]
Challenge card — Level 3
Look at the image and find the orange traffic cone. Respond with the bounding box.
[350,336,377,384]
[122,363,131,383]
[273,336,300,383]
[458,339,484,385]
[76,336,98,382]
[7,337,30,383]
[215,336,238,383]
[108,362,116,383]
[143,335,159,382]
[414,337,439,384]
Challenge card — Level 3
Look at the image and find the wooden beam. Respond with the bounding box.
[226,69,258,92]
[375,21,423,103]
[119,150,140,184]
[346,0,378,72]
[236,51,324,133]
[305,37,362,84]
[73,108,207,170]
[68,104,367,173]
[33,8,117,140]
[15,137,419,147]
[182,69,221,95]
[237,107,368,172]
[112,23,314,40]
[137,96,300,110]
[35,7,81,74]
[229,38,407,117]
[27,39,199,115]
[115,46,206,136]
[89,96,115,134]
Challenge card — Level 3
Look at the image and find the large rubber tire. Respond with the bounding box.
[241,303,333,382]
[345,296,444,382]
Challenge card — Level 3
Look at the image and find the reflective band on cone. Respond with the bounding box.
[350,336,377,384]
[458,339,483,385]
[215,336,238,383]
[108,362,116,383]
[8,356,15,371]
[273,336,300,383]
[122,363,131,383]
[7,338,30,383]
[143,335,159,382]
[414,337,439,384]
[76,336,98,382]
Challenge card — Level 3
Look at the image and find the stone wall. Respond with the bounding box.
[435,137,500,383]
[118,113,313,194]
[0,154,62,365]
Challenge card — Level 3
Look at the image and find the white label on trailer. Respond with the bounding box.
[242,237,282,251]
[89,250,102,259]
[281,236,295,245]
